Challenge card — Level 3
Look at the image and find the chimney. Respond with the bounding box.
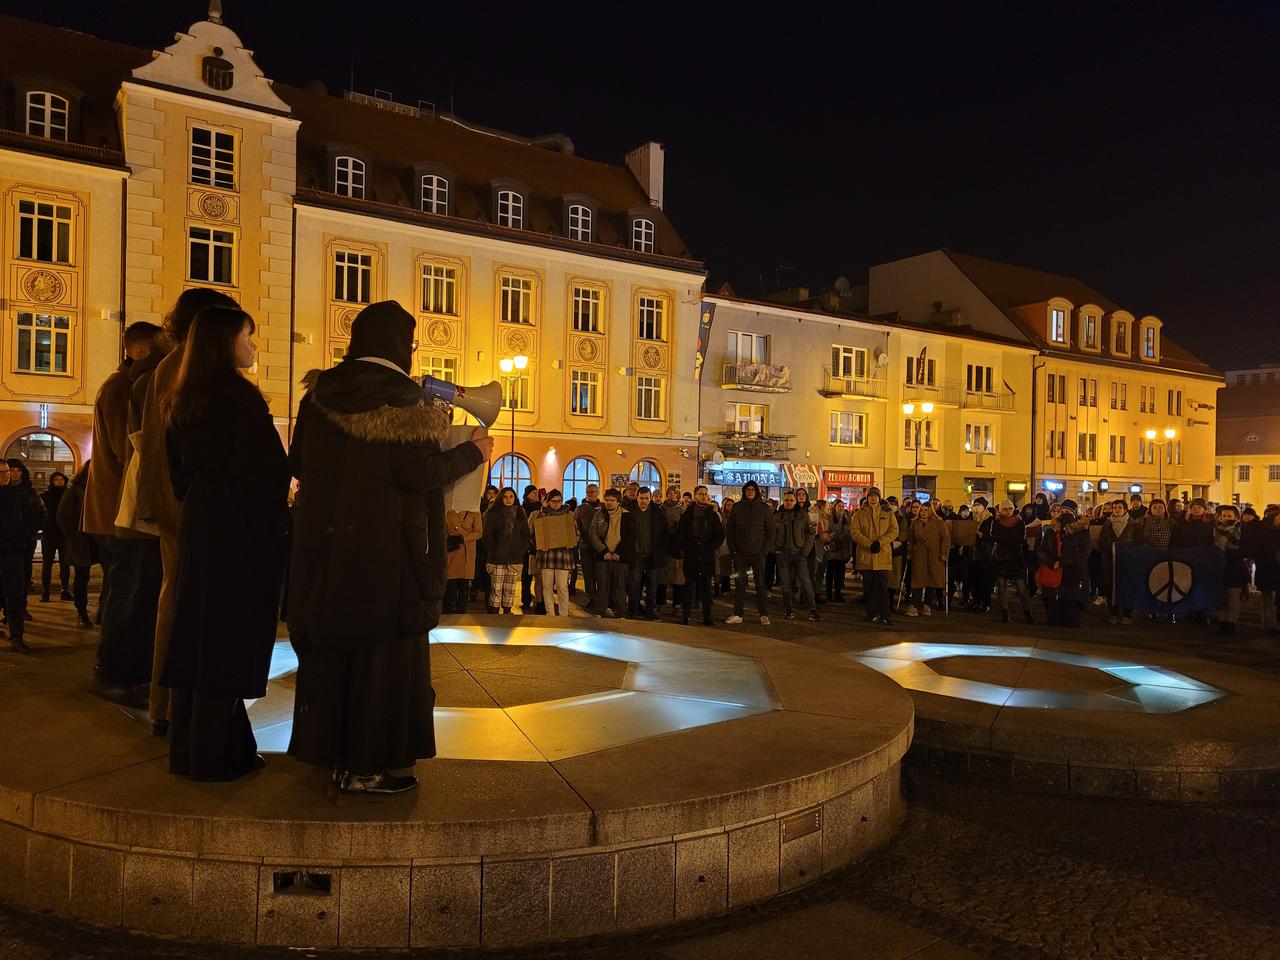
[626,142,664,209]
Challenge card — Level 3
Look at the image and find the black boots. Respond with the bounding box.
[338,770,418,796]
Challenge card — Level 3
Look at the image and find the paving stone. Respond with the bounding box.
[409,862,480,948]
[481,859,549,947]
[727,820,778,906]
[674,833,727,921]
[615,843,674,931]
[337,866,409,949]
[549,852,615,939]
[122,852,191,935]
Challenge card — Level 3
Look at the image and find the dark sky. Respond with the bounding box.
[14,2,1279,372]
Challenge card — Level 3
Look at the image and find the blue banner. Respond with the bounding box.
[1114,544,1225,614]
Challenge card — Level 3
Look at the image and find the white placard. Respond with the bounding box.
[443,425,486,513]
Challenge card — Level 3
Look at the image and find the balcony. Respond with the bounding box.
[715,431,796,459]
[903,379,963,408]
[820,368,889,401]
[720,361,792,393]
[961,388,1016,413]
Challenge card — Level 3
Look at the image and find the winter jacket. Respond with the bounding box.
[0,483,38,554]
[774,505,815,557]
[725,494,776,556]
[1098,516,1140,598]
[824,509,853,563]
[1135,514,1174,549]
[988,515,1026,581]
[1172,516,1214,549]
[39,484,66,544]
[133,344,185,530]
[676,503,725,575]
[83,360,132,536]
[56,465,97,568]
[851,504,898,572]
[445,509,482,580]
[482,506,531,565]
[587,505,636,564]
[629,503,669,567]
[908,514,950,588]
[1214,520,1250,589]
[1036,517,1093,602]
[1250,521,1280,592]
[575,497,601,544]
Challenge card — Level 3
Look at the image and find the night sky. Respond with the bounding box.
[12,2,1278,372]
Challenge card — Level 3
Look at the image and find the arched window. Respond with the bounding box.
[4,431,76,491]
[562,457,600,503]
[632,217,655,253]
[489,453,533,493]
[26,92,69,141]
[629,459,662,488]
[567,204,592,242]
[421,174,448,214]
[496,190,523,229]
[335,156,365,198]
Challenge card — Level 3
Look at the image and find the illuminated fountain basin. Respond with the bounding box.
[0,619,912,949]
[847,636,1280,802]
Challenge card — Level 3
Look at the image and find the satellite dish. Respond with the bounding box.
[873,348,890,368]
[834,276,851,295]
[711,450,726,465]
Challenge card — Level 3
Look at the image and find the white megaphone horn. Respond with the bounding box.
[420,376,503,428]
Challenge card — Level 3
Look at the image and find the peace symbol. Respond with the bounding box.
[1148,560,1193,604]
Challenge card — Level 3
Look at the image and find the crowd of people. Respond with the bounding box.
[7,287,1277,800]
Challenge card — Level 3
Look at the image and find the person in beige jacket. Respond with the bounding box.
[444,508,482,613]
[134,289,239,733]
[850,487,899,625]
[906,501,951,616]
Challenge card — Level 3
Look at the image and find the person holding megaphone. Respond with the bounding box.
[285,301,494,797]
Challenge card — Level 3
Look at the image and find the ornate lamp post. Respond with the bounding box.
[902,401,934,500]
[498,354,528,476]
[1145,427,1177,499]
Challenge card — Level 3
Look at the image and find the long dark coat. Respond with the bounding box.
[162,379,290,699]
[987,515,1026,580]
[676,503,724,576]
[55,466,97,567]
[1036,518,1093,602]
[286,362,483,771]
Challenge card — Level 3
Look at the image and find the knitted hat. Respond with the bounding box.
[866,486,882,498]
[998,499,1015,511]
[1060,498,1079,513]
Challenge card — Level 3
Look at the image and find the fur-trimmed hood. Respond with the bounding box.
[301,367,450,446]
[1049,516,1092,535]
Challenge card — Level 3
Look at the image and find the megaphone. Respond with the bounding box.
[421,376,503,428]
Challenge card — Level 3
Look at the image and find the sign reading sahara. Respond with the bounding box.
[1114,545,1225,614]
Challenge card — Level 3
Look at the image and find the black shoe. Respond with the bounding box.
[1024,610,1035,624]
[703,617,714,626]
[338,770,418,796]
[151,719,169,738]
[90,680,149,711]
[681,616,690,625]
[784,611,795,620]
[10,635,31,653]
[807,612,820,621]
[39,593,49,603]
[76,612,92,628]
[60,591,74,601]
[1000,610,1009,623]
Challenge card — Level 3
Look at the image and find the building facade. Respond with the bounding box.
[1209,369,1280,508]
[0,9,704,496]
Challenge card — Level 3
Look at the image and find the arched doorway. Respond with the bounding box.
[629,458,662,489]
[489,453,533,494]
[4,431,77,492]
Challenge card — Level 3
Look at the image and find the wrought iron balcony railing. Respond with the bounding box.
[720,360,792,393]
[715,431,796,459]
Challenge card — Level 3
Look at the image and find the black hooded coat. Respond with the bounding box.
[286,301,484,772]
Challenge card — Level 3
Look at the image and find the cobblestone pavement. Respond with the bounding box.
[2,578,1277,959]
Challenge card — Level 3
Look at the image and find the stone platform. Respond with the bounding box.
[848,632,1280,802]
[0,617,912,949]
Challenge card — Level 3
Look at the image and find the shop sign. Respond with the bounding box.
[1043,479,1065,493]
[822,469,875,486]
[1007,481,1028,492]
[609,473,629,489]
[784,463,821,487]
[666,471,682,490]
[707,460,785,487]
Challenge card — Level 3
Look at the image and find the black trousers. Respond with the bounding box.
[41,536,69,595]
[168,687,259,781]
[628,560,659,617]
[0,552,27,640]
[863,569,892,621]
[682,562,714,624]
[733,554,769,616]
[71,565,90,617]
[825,559,846,599]
[97,537,162,686]
[444,578,470,613]
[591,560,627,615]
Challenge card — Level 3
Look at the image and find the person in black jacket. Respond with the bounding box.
[56,464,97,628]
[6,459,45,595]
[627,486,668,619]
[1036,499,1092,628]
[481,487,530,613]
[287,301,491,796]
[988,500,1032,624]
[676,485,724,625]
[162,306,291,782]
[587,489,635,618]
[0,461,39,651]
[39,471,71,602]
[724,480,776,625]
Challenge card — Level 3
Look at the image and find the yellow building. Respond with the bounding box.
[871,251,1222,507]
[1209,368,1280,509]
[0,9,705,497]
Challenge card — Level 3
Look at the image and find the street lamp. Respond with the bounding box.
[902,401,934,500]
[498,354,529,467]
[1145,427,1177,499]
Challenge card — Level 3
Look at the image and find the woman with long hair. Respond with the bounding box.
[482,487,531,613]
[161,306,290,781]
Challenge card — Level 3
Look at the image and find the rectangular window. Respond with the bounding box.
[1078,378,1097,407]
[905,355,936,385]
[1215,464,1222,481]
[497,190,523,229]
[1047,429,1065,459]
[831,345,867,379]
[637,296,666,341]
[730,331,768,364]
[1084,314,1097,348]
[17,199,72,264]
[1110,382,1118,409]
[503,371,532,411]
[1050,307,1066,343]
[1239,465,1251,482]
[333,249,372,303]
[570,369,601,415]
[420,262,457,315]
[905,419,935,449]
[1119,383,1127,410]
[26,92,69,140]
[632,218,655,253]
[1076,433,1096,461]
[727,403,767,434]
[1046,374,1056,404]
[567,205,592,242]
[1139,385,1147,413]
[1110,435,1117,462]
[188,225,234,284]
[1144,326,1157,358]
[571,285,601,333]
[420,355,457,382]
[636,375,665,420]
[421,175,448,214]
[965,423,993,454]
[1115,321,1128,354]
[330,343,348,367]
[499,275,534,324]
[1270,465,1280,482]
[1139,438,1147,463]
[15,312,71,375]
[966,364,994,394]
[190,126,236,190]
[830,411,866,446]
[1168,389,1183,416]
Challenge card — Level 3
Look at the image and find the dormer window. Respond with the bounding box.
[567,204,592,242]
[335,156,365,199]
[1114,319,1129,354]
[26,92,68,140]
[1049,307,1066,344]
[421,174,448,214]
[1142,324,1159,359]
[496,190,523,229]
[1082,313,1098,349]
[632,217,655,253]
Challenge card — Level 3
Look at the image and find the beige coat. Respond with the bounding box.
[909,513,951,588]
[83,363,131,536]
[850,504,898,572]
[446,510,483,580]
[135,346,185,529]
